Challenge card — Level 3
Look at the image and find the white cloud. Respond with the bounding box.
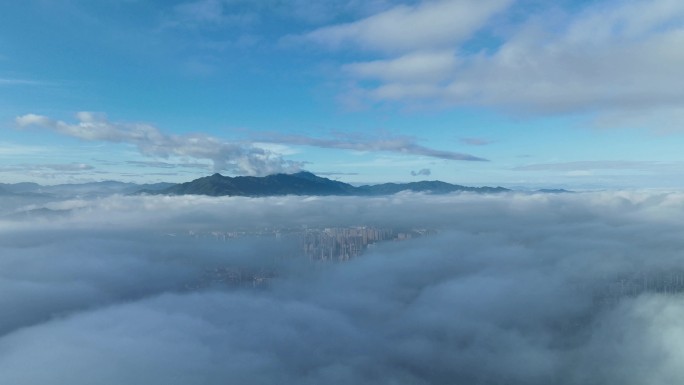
[440,4,684,115]
[592,106,684,132]
[15,112,487,176]
[344,50,459,83]
[255,132,487,161]
[299,0,512,52]
[3,191,684,383]
[16,112,302,176]
[313,0,684,128]
[251,142,300,156]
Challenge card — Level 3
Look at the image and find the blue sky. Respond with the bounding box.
[2,0,684,188]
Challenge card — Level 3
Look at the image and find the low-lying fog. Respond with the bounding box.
[2,191,684,384]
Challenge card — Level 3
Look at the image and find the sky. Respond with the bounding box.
[4,190,684,384]
[2,0,684,188]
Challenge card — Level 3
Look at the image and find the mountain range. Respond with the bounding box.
[3,172,570,199]
[0,181,174,198]
[146,171,510,196]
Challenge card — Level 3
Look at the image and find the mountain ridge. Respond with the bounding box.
[0,181,174,197]
[146,171,510,197]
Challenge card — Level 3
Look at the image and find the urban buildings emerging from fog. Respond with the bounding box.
[593,271,684,305]
[186,266,275,290]
[301,227,431,261]
[180,226,434,288]
[181,226,434,262]
[179,226,684,305]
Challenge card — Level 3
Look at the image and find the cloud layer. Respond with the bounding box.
[302,0,684,128]
[15,112,486,177]
[3,191,684,383]
[256,132,487,161]
[16,112,301,176]
[300,0,512,52]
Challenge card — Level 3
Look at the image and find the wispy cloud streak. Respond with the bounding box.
[257,132,488,161]
[16,112,302,176]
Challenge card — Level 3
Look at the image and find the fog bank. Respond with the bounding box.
[2,191,684,384]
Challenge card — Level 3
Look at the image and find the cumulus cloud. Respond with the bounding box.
[255,132,487,161]
[15,112,302,176]
[306,0,684,128]
[3,191,684,383]
[438,0,684,117]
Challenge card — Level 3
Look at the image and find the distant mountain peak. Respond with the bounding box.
[292,171,316,176]
[151,172,509,197]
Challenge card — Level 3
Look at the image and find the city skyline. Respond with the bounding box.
[2,0,684,189]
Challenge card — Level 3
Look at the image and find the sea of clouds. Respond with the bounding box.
[2,191,684,384]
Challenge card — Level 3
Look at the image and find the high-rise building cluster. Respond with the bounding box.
[594,271,684,305]
[176,226,434,289]
[301,227,429,261]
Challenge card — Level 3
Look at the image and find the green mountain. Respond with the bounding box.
[0,181,174,197]
[357,181,509,195]
[149,171,509,197]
